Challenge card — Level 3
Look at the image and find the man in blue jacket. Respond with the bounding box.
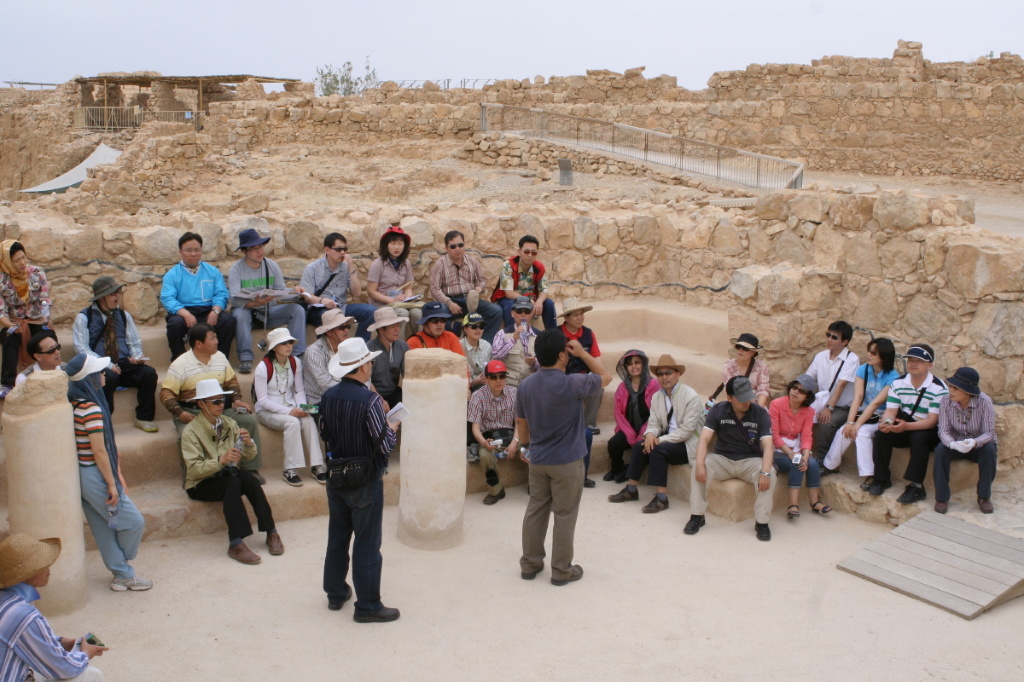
[160,232,236,361]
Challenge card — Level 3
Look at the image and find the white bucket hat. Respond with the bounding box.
[187,378,236,402]
[265,327,298,352]
[367,306,407,332]
[68,355,112,381]
[328,338,381,379]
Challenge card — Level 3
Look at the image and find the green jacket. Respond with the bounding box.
[181,414,257,490]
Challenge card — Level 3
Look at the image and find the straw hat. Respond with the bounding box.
[187,378,236,402]
[650,354,686,375]
[315,309,353,336]
[558,297,592,317]
[0,534,61,589]
[368,306,407,332]
[328,338,382,379]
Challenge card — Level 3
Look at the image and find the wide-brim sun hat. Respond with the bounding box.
[730,333,763,350]
[66,353,112,381]
[236,227,271,251]
[328,337,382,379]
[90,276,126,302]
[265,327,298,352]
[650,353,686,375]
[947,366,981,396]
[368,306,408,332]
[315,309,354,336]
[558,297,592,318]
[187,378,236,402]
[0,535,61,589]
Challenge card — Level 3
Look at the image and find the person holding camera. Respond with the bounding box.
[161,324,264,485]
[182,378,282,565]
[868,344,948,504]
[770,374,831,518]
[0,535,109,681]
[468,360,520,505]
[319,338,400,622]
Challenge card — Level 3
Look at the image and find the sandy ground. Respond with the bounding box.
[48,481,1024,682]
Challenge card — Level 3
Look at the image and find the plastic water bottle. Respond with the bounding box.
[230,435,243,469]
[40,301,51,329]
[490,439,507,459]
[520,446,531,463]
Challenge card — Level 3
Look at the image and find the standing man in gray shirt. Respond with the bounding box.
[228,228,308,374]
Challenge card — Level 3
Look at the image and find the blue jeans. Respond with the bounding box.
[232,302,307,362]
[933,442,997,502]
[80,466,145,579]
[306,303,376,341]
[498,297,557,330]
[324,476,385,614]
[774,452,821,489]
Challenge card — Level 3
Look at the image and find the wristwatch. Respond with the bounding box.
[759,471,771,477]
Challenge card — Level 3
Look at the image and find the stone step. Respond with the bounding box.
[584,298,730,358]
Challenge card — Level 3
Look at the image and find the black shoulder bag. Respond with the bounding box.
[299,272,339,310]
[327,428,386,491]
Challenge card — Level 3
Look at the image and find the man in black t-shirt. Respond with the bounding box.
[686,376,776,541]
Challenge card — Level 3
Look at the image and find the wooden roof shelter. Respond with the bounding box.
[75,74,302,112]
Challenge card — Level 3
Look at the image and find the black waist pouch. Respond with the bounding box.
[327,456,374,490]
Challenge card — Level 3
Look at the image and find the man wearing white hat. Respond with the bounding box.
[302,309,354,418]
[366,307,409,407]
[319,338,400,623]
[0,535,108,681]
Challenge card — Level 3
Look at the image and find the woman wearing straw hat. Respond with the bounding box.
[254,327,326,487]
[65,353,153,592]
[0,534,108,681]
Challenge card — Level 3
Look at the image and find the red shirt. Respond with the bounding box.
[560,324,601,357]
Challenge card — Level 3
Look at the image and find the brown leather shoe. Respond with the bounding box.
[642,495,669,514]
[934,501,948,514]
[978,498,995,514]
[228,542,261,565]
[266,532,284,556]
[608,486,639,503]
[483,489,506,505]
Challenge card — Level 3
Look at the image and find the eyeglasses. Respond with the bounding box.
[825,332,841,341]
[465,323,486,330]
[426,318,447,324]
[181,248,202,255]
[520,249,538,256]
[39,344,61,355]
[447,243,465,249]
[656,371,675,377]
[330,246,348,253]
[207,399,226,406]
[487,373,508,380]
[867,349,879,356]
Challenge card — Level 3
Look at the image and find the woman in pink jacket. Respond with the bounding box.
[770,373,832,517]
[603,350,660,483]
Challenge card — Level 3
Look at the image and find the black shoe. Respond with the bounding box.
[353,606,401,623]
[550,565,584,586]
[896,484,926,505]
[521,568,541,580]
[327,594,351,611]
[602,469,618,482]
[755,522,771,541]
[820,466,838,477]
[614,469,629,484]
[867,480,892,496]
[583,478,596,488]
[483,489,506,505]
[251,471,266,485]
[684,514,705,535]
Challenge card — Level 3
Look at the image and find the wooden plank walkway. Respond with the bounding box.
[837,511,1024,620]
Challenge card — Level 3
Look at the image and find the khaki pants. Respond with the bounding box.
[690,453,776,524]
[479,446,503,495]
[520,458,584,581]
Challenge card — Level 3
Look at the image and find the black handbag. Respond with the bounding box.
[327,456,374,490]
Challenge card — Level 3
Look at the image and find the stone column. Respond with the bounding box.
[396,348,467,550]
[2,371,87,615]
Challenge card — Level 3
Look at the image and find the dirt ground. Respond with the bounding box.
[49,480,1024,682]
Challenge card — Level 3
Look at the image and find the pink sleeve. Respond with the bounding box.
[754,360,770,398]
[613,383,634,441]
[799,407,815,452]
[769,398,785,449]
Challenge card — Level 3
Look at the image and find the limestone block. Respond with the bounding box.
[475,216,507,253]
[872,191,931,231]
[122,281,160,322]
[811,223,845,270]
[18,225,65,264]
[192,222,226,261]
[131,226,182,265]
[923,231,947,275]
[902,293,961,341]
[632,215,660,245]
[773,230,812,265]
[62,229,102,262]
[829,194,876,231]
[945,238,1024,298]
[729,264,770,301]
[844,239,882,277]
[284,220,325,256]
[234,192,270,214]
[397,349,469,550]
[852,281,899,330]
[755,268,801,314]
[729,306,801,353]
[2,371,87,615]
[968,303,1024,359]
[573,216,598,249]
[706,477,756,523]
[399,218,434,247]
[754,191,797,221]
[552,250,585,281]
[797,274,836,312]
[879,238,921,278]
[711,218,743,255]
[788,192,826,223]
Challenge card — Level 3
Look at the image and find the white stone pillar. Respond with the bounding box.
[397,348,467,549]
[2,370,87,615]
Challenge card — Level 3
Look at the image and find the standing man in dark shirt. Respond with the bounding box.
[516,330,611,586]
[686,376,776,541]
[319,337,400,623]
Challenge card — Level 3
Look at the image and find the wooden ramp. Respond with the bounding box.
[838,511,1024,620]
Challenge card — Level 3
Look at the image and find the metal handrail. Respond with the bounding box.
[73,107,205,131]
[391,79,497,90]
[480,103,804,190]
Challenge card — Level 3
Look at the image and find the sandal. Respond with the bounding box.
[787,505,800,518]
[811,501,833,515]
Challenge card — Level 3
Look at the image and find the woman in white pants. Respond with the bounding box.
[254,327,325,486]
[823,337,899,486]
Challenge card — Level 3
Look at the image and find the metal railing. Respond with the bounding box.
[391,79,497,90]
[73,107,205,131]
[4,81,58,89]
[480,104,803,190]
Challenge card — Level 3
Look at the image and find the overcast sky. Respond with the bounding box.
[2,1,1021,90]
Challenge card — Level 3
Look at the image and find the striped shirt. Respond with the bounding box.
[885,372,948,421]
[320,378,397,462]
[72,401,104,466]
[938,392,997,447]
[302,337,338,406]
[468,385,517,432]
[0,583,89,681]
[429,253,487,305]
[160,350,240,417]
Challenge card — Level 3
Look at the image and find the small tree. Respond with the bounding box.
[315,57,379,96]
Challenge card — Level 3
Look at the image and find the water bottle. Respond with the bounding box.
[490,439,507,459]
[520,446,531,463]
[40,301,51,329]
[230,435,243,469]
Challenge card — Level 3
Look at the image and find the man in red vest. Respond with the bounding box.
[491,235,556,330]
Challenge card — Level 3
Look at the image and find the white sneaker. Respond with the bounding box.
[111,575,154,592]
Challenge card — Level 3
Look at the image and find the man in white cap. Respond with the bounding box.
[0,534,108,681]
[302,309,354,419]
[366,307,409,407]
[181,378,282,565]
[228,227,308,374]
[319,338,400,623]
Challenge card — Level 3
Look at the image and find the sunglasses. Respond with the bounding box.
[39,344,61,355]
[207,399,226,406]
[734,344,751,351]
[337,324,353,331]
[656,371,675,377]
[330,246,349,253]
[793,387,810,395]
[279,340,296,345]
[465,323,486,330]
[447,242,465,249]
[520,249,538,256]
[487,373,508,380]
[426,318,447,324]
[825,332,841,341]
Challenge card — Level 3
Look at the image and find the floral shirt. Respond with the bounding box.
[721,358,770,399]
[0,265,50,320]
[497,259,548,298]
